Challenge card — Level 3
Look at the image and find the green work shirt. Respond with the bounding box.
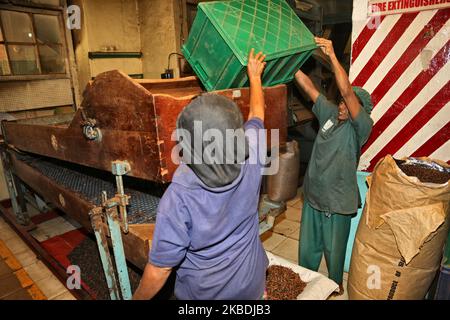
[304,94,374,215]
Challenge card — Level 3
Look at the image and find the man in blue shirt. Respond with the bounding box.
[133,49,269,300]
[295,37,374,296]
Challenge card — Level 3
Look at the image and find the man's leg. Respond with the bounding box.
[322,213,352,286]
[298,201,323,271]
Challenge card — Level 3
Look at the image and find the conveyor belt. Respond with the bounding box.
[17,154,161,224]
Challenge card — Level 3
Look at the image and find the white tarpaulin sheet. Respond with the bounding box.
[266,252,339,300]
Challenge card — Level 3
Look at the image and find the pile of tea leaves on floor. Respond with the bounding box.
[395,159,450,184]
[266,265,306,300]
[68,237,142,300]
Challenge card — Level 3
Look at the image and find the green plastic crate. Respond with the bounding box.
[182,0,317,91]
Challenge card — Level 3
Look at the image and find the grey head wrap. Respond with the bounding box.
[176,94,249,188]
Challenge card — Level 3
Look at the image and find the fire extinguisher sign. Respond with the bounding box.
[368,0,450,16]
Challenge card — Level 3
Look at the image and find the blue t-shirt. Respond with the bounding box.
[149,118,269,300]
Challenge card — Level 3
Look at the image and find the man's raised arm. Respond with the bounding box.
[247,48,267,122]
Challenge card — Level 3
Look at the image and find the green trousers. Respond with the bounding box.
[298,201,352,285]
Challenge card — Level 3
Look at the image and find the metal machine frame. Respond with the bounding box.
[0,71,289,299]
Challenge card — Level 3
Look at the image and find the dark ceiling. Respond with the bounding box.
[289,0,353,25]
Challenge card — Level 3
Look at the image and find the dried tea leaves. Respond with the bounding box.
[266,265,307,300]
[396,159,450,184]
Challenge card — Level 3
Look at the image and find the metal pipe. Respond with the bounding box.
[115,174,128,233]
[106,207,132,300]
[90,208,120,300]
[1,151,29,225]
[111,161,130,233]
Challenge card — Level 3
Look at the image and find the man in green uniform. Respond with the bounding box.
[295,37,374,295]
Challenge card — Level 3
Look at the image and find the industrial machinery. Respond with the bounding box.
[0,70,288,299]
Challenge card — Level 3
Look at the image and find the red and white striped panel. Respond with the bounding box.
[350,2,450,171]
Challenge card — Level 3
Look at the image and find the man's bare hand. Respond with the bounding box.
[315,37,336,58]
[247,48,266,81]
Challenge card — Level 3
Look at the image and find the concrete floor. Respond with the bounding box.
[0,215,76,300]
[261,188,349,300]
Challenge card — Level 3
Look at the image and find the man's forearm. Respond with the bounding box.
[248,77,265,121]
[330,55,361,119]
[330,55,352,97]
[133,264,171,300]
[133,279,165,300]
[294,70,320,103]
[246,49,266,121]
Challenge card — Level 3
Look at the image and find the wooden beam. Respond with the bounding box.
[9,151,153,270]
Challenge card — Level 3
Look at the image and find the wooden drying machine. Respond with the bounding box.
[0,70,288,299]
